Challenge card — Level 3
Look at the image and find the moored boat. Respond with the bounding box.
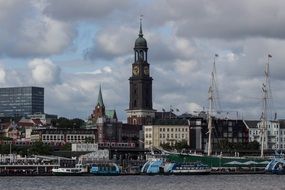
[90,162,120,176]
[141,158,164,174]
[52,164,88,176]
[265,152,285,174]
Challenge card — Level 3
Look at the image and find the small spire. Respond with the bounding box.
[139,15,143,37]
[97,84,104,107]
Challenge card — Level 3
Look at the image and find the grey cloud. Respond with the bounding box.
[84,26,136,60]
[0,0,76,58]
[144,0,285,40]
[43,0,132,21]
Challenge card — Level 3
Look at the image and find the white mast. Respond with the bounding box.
[260,54,271,158]
[207,54,218,156]
[207,85,213,156]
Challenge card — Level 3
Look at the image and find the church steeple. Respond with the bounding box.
[91,85,105,123]
[96,84,104,107]
[139,16,143,37]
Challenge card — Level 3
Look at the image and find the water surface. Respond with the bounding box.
[0,175,283,190]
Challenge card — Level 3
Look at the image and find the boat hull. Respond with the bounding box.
[52,172,87,176]
[167,154,269,168]
[169,170,211,175]
[52,165,88,176]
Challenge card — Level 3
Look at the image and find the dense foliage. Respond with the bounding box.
[51,117,85,128]
[160,140,189,151]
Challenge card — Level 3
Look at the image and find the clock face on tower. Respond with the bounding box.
[133,65,139,76]
[144,66,149,75]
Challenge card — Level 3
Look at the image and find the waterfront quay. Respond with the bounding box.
[0,163,58,176]
[0,154,74,176]
[0,154,268,176]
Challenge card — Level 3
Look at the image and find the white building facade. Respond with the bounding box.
[143,125,190,149]
[245,120,285,150]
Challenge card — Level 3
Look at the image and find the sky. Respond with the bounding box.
[0,0,285,121]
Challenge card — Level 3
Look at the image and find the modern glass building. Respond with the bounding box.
[0,87,44,117]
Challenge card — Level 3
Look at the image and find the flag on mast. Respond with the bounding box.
[268,54,272,58]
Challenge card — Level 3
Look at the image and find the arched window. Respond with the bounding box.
[135,50,139,62]
[139,50,144,60]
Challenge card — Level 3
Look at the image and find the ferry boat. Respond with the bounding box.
[164,162,211,175]
[52,164,88,176]
[141,158,164,174]
[265,152,285,174]
[90,163,120,176]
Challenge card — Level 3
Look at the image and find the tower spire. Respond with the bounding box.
[97,84,104,107]
[139,15,143,37]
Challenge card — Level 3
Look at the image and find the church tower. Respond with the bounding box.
[91,85,105,123]
[126,19,155,125]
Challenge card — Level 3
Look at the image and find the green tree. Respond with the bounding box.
[247,141,260,150]
[174,140,189,151]
[61,143,72,151]
[29,141,52,155]
[71,118,85,128]
[0,136,13,141]
[53,117,85,128]
[84,137,95,143]
[160,142,172,151]
[0,144,13,154]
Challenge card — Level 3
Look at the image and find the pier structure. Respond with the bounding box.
[0,154,75,175]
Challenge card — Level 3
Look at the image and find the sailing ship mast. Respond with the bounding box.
[207,84,213,156]
[207,54,219,156]
[260,54,272,158]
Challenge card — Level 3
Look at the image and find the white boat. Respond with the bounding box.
[52,164,88,176]
[265,152,285,174]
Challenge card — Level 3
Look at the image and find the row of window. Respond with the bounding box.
[276,137,285,142]
[257,124,279,129]
[160,133,187,139]
[145,134,152,138]
[159,128,188,132]
[42,135,95,141]
[275,144,285,149]
[145,140,152,145]
[145,128,152,132]
[250,130,285,135]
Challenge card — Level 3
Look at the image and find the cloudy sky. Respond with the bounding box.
[1,0,285,121]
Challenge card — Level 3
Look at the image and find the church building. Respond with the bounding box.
[90,85,121,143]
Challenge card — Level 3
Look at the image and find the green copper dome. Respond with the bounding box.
[135,36,147,48]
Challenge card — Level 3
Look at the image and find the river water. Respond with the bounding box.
[0,175,284,190]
